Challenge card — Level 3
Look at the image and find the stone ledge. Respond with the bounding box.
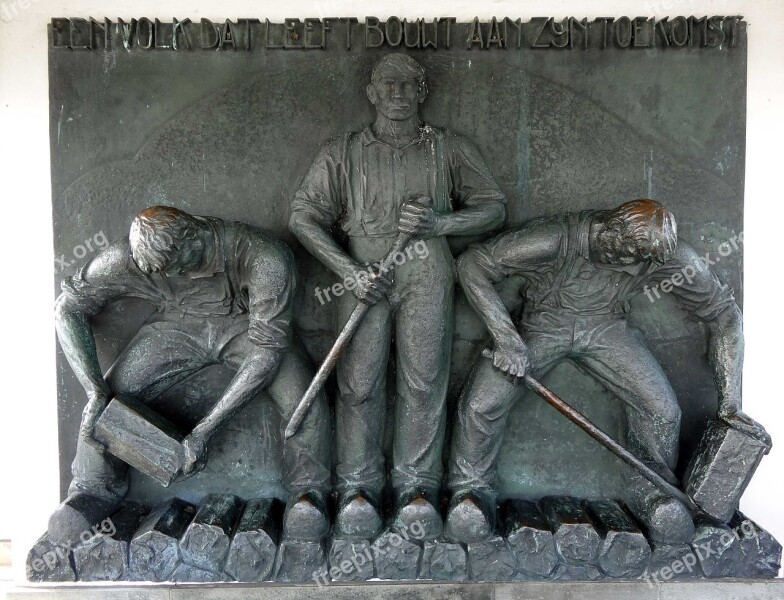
[2,580,783,600]
[32,496,782,584]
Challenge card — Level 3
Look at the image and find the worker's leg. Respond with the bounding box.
[573,319,680,481]
[574,318,693,542]
[52,320,208,545]
[446,321,569,542]
[333,294,393,537]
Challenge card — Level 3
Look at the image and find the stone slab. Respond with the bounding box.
[419,539,467,581]
[72,502,149,582]
[179,494,242,572]
[5,581,784,600]
[224,498,282,582]
[684,420,770,523]
[502,498,559,579]
[128,498,196,582]
[94,396,186,487]
[328,538,375,582]
[273,539,326,583]
[540,496,600,565]
[372,529,421,581]
[467,536,517,581]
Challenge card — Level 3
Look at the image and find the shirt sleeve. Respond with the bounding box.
[465,216,567,283]
[58,240,144,316]
[446,133,506,209]
[237,234,295,350]
[290,135,348,227]
[646,241,736,321]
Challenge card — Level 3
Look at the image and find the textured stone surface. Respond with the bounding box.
[224,498,282,582]
[73,502,149,581]
[179,494,243,572]
[419,539,467,581]
[540,496,600,565]
[467,535,517,581]
[128,497,196,581]
[501,499,558,578]
[372,528,421,580]
[729,512,783,578]
[26,495,783,584]
[646,542,702,580]
[684,420,770,522]
[328,538,375,581]
[273,539,326,583]
[47,492,120,548]
[588,499,650,577]
[170,562,226,582]
[25,534,76,582]
[690,514,744,578]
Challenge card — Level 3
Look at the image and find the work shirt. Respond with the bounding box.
[469,211,735,320]
[59,217,294,349]
[291,125,505,239]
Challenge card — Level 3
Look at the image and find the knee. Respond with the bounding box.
[459,387,512,424]
[337,381,380,407]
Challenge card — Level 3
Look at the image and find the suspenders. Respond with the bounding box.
[343,127,450,235]
[532,212,587,310]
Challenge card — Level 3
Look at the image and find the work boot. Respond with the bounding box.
[445,490,495,543]
[634,495,695,543]
[394,487,442,540]
[47,492,121,547]
[283,490,329,541]
[334,490,382,539]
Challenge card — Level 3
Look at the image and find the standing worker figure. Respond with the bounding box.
[446,199,769,543]
[290,53,506,539]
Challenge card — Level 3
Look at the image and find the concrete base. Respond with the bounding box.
[2,580,783,600]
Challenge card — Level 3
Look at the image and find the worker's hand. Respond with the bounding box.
[399,197,440,238]
[182,432,209,476]
[347,266,393,306]
[482,338,530,384]
[79,391,109,450]
[718,408,772,447]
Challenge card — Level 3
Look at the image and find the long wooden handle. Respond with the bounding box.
[481,349,697,510]
[284,232,413,440]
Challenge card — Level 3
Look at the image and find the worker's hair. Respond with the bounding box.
[129,206,201,272]
[370,53,426,89]
[606,199,678,263]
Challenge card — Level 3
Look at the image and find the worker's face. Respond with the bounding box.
[596,223,646,266]
[134,239,204,277]
[366,70,425,121]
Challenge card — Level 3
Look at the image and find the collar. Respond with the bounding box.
[360,123,432,150]
[190,216,225,279]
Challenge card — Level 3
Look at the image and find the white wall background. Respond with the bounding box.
[0,0,781,581]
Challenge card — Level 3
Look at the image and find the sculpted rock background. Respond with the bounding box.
[50,42,745,504]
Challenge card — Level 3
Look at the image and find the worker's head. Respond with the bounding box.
[367,53,427,121]
[596,199,677,265]
[129,206,205,276]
